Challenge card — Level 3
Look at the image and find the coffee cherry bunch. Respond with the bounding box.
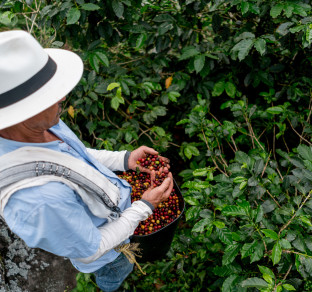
[118,155,181,236]
[136,154,167,171]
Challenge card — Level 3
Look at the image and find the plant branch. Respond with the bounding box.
[208,112,237,153]
[261,152,271,178]
[202,129,228,177]
[266,190,281,208]
[288,118,312,146]
[278,190,312,236]
[275,264,293,290]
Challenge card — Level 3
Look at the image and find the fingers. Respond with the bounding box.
[150,170,155,188]
[157,174,172,194]
[141,146,158,156]
[159,155,170,164]
[162,173,173,199]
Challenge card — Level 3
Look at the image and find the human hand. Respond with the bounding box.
[128,146,170,174]
[141,172,173,208]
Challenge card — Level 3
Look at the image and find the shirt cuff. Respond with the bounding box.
[124,151,131,171]
[140,199,155,211]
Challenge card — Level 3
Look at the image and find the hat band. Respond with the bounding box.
[0,56,57,109]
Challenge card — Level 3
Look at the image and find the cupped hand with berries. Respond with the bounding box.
[128,146,170,173]
[141,172,174,208]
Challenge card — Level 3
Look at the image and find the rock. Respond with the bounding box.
[0,219,78,292]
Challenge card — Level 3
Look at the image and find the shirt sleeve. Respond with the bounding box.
[3,182,102,259]
[86,148,131,171]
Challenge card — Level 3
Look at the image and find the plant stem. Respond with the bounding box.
[261,152,271,178]
[202,129,228,177]
[208,112,238,153]
[266,190,281,208]
[275,264,293,290]
[288,118,312,146]
[278,190,312,236]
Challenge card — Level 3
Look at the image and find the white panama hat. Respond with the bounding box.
[0,30,83,130]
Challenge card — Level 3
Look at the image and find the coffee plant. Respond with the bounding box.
[2,0,312,291]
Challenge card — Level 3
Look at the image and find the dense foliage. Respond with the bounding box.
[2,0,312,291]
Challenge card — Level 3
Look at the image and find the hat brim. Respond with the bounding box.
[0,48,83,130]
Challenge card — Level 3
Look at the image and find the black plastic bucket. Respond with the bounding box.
[130,179,185,263]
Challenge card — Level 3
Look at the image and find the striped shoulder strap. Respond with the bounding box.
[0,147,121,221]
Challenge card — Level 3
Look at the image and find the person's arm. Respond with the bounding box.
[3,176,172,263]
[75,174,173,264]
[86,148,130,171]
[87,145,170,173]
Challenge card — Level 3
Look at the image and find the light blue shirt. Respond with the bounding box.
[0,120,132,273]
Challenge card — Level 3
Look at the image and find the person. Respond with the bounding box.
[0,30,173,292]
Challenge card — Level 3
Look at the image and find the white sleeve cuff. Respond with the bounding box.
[86,148,128,171]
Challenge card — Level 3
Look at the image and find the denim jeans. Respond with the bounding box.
[93,253,134,292]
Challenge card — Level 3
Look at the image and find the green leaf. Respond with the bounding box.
[184,196,199,206]
[81,3,100,10]
[213,264,242,277]
[232,39,254,61]
[225,82,236,98]
[136,33,147,49]
[184,145,200,159]
[111,96,120,111]
[125,131,132,143]
[241,2,249,14]
[192,218,211,232]
[280,239,292,250]
[239,181,247,190]
[0,11,15,26]
[88,92,98,101]
[179,46,200,60]
[194,55,205,73]
[193,168,209,176]
[168,91,180,102]
[233,176,246,183]
[263,274,273,284]
[222,244,241,265]
[153,126,166,136]
[213,221,226,229]
[95,52,109,67]
[254,38,266,55]
[270,4,284,18]
[158,22,173,35]
[185,206,200,221]
[222,275,240,292]
[258,266,275,279]
[107,83,120,91]
[297,144,312,160]
[272,242,282,265]
[222,205,247,216]
[283,284,296,291]
[250,242,265,263]
[266,106,283,114]
[241,277,269,289]
[212,81,225,96]
[254,205,264,223]
[241,241,258,258]
[261,229,279,240]
[214,227,233,245]
[254,159,264,176]
[89,54,99,73]
[112,0,124,18]
[66,8,81,25]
